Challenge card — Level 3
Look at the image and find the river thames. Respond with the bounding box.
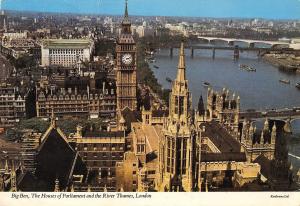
[150,47,300,170]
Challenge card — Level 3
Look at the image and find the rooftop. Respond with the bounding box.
[201,152,246,162]
[131,123,161,153]
[201,121,241,153]
[82,130,125,138]
[254,154,271,178]
[42,39,93,49]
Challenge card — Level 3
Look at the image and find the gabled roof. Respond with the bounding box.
[34,126,87,191]
[39,126,72,153]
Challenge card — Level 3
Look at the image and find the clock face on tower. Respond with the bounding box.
[122,53,133,65]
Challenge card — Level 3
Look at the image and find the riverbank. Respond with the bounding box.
[263,54,300,73]
[136,38,171,105]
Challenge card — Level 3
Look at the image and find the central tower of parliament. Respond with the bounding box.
[157,43,199,192]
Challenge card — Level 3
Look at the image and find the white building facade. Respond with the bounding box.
[41,39,94,67]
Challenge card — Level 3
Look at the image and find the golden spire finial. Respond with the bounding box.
[4,157,9,173]
[263,118,269,131]
[54,178,60,192]
[176,41,186,82]
[51,108,56,128]
[87,184,92,192]
[104,184,108,192]
[272,122,277,131]
[70,184,75,192]
[205,179,208,192]
[10,160,17,192]
[120,185,124,192]
[11,159,15,171]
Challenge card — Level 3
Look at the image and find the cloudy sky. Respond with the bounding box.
[2,0,300,19]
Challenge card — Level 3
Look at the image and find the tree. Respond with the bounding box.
[94,39,116,56]
[12,54,37,69]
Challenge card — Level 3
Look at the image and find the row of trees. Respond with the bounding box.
[136,38,171,105]
[4,117,104,141]
[8,54,37,69]
[94,39,116,56]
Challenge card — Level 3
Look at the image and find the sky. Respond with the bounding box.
[1,0,300,20]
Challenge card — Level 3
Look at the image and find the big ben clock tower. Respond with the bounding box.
[116,0,137,111]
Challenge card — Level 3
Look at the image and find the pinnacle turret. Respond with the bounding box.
[51,108,57,128]
[54,178,60,192]
[198,95,205,115]
[263,118,269,131]
[4,157,9,173]
[10,161,17,192]
[271,123,277,144]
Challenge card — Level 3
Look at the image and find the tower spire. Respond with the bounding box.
[122,0,130,25]
[176,42,186,82]
[125,0,128,18]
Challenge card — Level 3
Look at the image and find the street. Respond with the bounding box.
[0,54,12,83]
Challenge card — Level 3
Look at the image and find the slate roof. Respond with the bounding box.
[18,127,87,191]
[201,152,246,162]
[254,154,271,178]
[201,121,241,153]
[83,130,124,138]
[42,39,93,49]
[152,110,169,118]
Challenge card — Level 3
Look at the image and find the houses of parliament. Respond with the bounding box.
[0,1,298,192]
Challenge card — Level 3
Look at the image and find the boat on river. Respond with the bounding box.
[148,58,156,63]
[279,79,290,84]
[239,64,256,72]
[296,83,300,89]
[239,64,247,69]
[203,82,210,87]
[153,65,159,69]
[166,77,172,83]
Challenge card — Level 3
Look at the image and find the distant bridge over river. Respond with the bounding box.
[160,36,297,59]
[239,108,300,122]
[196,36,291,48]
[162,44,293,59]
